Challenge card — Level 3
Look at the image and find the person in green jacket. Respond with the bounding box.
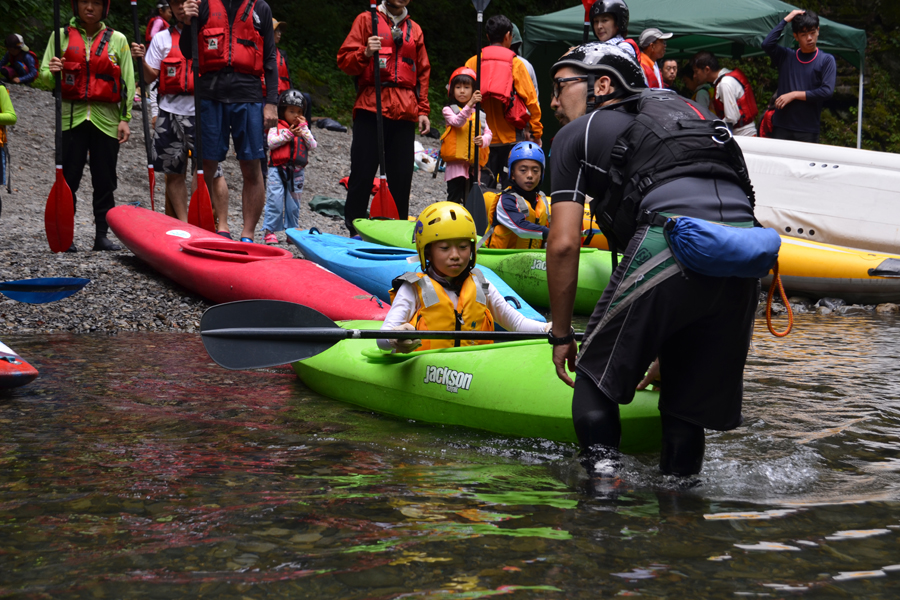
[0,81,16,212]
[40,0,134,252]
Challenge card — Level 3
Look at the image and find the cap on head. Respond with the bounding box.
[551,42,647,111]
[414,202,479,269]
[638,27,673,49]
[70,0,111,19]
[272,19,287,31]
[4,34,24,50]
[590,0,630,38]
[507,142,545,184]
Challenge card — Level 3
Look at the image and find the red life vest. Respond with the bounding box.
[198,0,263,77]
[261,48,291,98]
[711,69,759,128]
[269,120,308,168]
[479,45,516,102]
[158,26,194,96]
[356,11,417,90]
[61,26,122,104]
[145,15,170,43]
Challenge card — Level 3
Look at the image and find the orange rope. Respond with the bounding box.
[766,260,793,337]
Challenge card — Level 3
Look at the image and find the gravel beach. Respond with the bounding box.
[0,84,446,334]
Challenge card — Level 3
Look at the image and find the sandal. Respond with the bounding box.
[216,230,233,240]
[240,237,253,243]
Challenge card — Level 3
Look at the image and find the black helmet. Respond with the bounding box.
[590,0,630,38]
[551,42,646,111]
[278,89,305,111]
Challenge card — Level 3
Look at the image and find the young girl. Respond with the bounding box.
[262,89,316,245]
[440,67,492,204]
[379,202,549,353]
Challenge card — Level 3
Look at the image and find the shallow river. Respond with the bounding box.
[2,313,900,598]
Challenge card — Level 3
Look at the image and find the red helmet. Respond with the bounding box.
[447,66,477,99]
[71,0,111,20]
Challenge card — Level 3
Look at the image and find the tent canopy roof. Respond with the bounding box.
[523,0,866,68]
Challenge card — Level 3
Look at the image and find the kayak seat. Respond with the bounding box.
[179,239,293,263]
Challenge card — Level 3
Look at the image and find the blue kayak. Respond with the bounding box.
[285,228,546,323]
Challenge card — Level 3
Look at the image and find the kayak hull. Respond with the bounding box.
[353,219,613,314]
[293,321,662,454]
[0,341,38,389]
[108,206,389,321]
[285,228,545,322]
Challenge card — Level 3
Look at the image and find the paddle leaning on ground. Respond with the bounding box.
[200,299,583,370]
[464,0,491,235]
[44,0,75,254]
[186,16,215,232]
[130,0,155,211]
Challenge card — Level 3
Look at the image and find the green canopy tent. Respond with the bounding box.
[523,0,867,147]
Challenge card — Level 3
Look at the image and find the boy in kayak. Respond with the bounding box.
[482,141,550,249]
[380,202,549,353]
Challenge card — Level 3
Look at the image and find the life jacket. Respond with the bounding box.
[711,69,759,129]
[439,105,489,168]
[60,26,123,104]
[0,82,6,147]
[268,119,308,168]
[357,10,417,90]
[261,48,291,98]
[198,0,263,77]
[591,89,756,252]
[622,38,641,61]
[145,15,170,43]
[479,45,516,103]
[157,25,194,96]
[639,52,660,88]
[389,270,494,350]
[484,189,550,250]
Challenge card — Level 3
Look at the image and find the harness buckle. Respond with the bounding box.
[712,120,733,145]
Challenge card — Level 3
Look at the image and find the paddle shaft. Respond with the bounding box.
[53,0,62,167]
[582,0,592,44]
[131,1,155,210]
[190,18,205,177]
[203,326,583,343]
[370,3,388,180]
[472,8,483,189]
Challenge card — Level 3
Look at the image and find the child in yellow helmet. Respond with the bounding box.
[379,202,550,353]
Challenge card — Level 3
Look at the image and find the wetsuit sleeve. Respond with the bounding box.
[549,120,589,205]
[495,194,549,239]
[336,13,373,77]
[257,2,278,105]
[762,20,789,65]
[0,87,16,126]
[486,283,546,333]
[378,283,417,351]
[806,55,836,103]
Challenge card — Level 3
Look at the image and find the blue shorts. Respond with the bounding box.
[199,100,265,162]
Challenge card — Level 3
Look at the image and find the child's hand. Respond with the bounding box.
[474,135,484,147]
[389,323,421,353]
[296,116,307,127]
[289,122,302,136]
[472,90,482,104]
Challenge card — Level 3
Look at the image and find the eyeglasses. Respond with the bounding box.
[552,76,588,99]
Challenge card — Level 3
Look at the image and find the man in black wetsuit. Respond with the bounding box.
[545,43,760,478]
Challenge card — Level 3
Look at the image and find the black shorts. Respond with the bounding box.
[576,225,759,431]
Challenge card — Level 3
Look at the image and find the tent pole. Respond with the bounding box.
[857,57,864,149]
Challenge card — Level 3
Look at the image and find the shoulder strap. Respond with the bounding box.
[469,268,489,305]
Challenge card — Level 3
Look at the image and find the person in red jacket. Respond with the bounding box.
[337,0,431,235]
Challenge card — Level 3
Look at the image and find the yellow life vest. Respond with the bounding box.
[389,270,495,350]
[439,105,490,168]
[483,190,550,249]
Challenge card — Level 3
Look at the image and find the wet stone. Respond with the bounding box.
[336,567,404,588]
[876,303,899,313]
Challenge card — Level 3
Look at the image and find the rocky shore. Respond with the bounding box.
[0,85,445,334]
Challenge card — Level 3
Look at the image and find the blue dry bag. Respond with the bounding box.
[665,218,781,279]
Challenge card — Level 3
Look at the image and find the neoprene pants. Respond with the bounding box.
[62,120,119,237]
[573,375,706,476]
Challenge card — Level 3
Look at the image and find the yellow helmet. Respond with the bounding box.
[413,202,478,268]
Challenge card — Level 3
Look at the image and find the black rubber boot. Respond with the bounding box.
[65,243,78,253]
[92,236,121,251]
[659,413,705,476]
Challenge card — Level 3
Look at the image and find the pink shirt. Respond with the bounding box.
[442,104,492,181]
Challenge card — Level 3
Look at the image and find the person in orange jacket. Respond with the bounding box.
[337,0,431,235]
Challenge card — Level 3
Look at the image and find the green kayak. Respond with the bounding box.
[353,219,613,315]
[293,320,662,454]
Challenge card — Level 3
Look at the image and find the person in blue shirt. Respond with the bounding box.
[0,34,39,85]
[762,10,836,144]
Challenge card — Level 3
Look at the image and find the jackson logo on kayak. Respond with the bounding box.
[531,259,547,271]
[423,366,473,393]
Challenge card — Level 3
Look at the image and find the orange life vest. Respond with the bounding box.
[484,190,550,250]
[712,69,759,128]
[268,119,308,168]
[61,26,122,104]
[439,105,489,168]
[261,48,291,98]
[158,25,194,96]
[389,270,494,350]
[198,0,263,77]
[357,10,418,90]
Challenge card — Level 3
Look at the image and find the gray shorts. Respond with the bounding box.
[152,110,223,178]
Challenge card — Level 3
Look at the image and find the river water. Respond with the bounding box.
[1,313,899,598]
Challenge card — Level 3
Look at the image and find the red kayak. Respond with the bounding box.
[0,340,38,389]
[107,206,390,321]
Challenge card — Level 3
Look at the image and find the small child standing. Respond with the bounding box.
[262,90,316,245]
[483,142,550,249]
[440,67,491,204]
[0,81,16,208]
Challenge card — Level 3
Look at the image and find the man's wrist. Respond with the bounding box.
[548,326,575,346]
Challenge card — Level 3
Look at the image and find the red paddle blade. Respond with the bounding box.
[370,178,399,220]
[188,172,216,232]
[148,165,155,211]
[45,166,74,253]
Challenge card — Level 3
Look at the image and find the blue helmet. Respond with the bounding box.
[507,142,545,183]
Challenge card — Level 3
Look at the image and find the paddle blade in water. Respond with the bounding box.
[187,171,216,232]
[0,277,90,304]
[370,178,399,220]
[45,166,74,253]
[465,183,489,235]
[201,300,342,369]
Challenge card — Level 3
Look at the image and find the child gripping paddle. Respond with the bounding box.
[440,67,491,205]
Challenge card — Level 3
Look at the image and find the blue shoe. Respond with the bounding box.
[240,237,253,243]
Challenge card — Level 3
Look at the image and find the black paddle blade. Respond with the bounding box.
[200,300,342,370]
[472,0,492,11]
[466,184,489,236]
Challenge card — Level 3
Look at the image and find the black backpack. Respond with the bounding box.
[590,89,755,253]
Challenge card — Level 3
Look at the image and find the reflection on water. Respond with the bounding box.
[1,314,899,598]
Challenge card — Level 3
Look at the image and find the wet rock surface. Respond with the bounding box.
[0,85,445,334]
